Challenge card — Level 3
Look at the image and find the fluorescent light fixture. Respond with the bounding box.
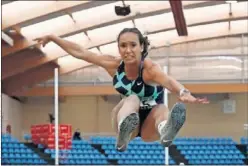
[135,13,174,34]
[57,55,89,67]
[64,32,91,47]
[100,42,119,56]
[21,15,74,38]
[87,21,134,47]
[225,1,238,3]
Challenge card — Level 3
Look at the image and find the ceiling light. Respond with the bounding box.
[225,1,238,4]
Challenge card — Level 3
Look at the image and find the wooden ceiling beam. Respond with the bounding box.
[2,62,59,95]
[169,0,188,36]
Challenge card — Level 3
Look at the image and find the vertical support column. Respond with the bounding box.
[54,68,59,165]
[241,34,245,83]
[165,41,171,75]
[163,66,169,165]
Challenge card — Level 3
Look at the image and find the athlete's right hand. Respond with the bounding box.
[33,35,52,47]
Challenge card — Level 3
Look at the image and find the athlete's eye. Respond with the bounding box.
[131,43,136,47]
[120,44,126,48]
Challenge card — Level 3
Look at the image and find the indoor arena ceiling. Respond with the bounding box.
[1,0,248,96]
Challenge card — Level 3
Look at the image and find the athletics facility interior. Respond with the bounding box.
[1,0,248,165]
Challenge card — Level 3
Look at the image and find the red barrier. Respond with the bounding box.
[30,124,72,149]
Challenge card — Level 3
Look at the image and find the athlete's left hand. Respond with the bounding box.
[178,93,209,104]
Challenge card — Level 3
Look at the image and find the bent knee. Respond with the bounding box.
[126,95,140,103]
[125,95,140,109]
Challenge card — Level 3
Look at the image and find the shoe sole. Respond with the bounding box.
[116,112,139,152]
[161,103,186,147]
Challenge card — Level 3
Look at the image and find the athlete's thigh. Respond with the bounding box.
[117,95,140,120]
[111,98,125,133]
[119,95,141,139]
[140,104,169,142]
[112,95,140,137]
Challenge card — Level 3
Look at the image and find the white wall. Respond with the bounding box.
[2,93,23,140]
[22,93,247,142]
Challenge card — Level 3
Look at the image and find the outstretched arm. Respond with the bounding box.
[144,60,209,104]
[34,35,118,69]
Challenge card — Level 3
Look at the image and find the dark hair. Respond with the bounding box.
[117,28,150,58]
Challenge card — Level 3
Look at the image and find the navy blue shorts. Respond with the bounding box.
[136,106,154,137]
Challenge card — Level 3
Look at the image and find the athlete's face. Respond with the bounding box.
[118,32,143,64]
